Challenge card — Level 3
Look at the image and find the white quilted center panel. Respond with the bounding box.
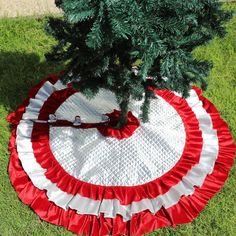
[49,90,186,186]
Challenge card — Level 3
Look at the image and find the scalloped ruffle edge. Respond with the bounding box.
[8,89,236,235]
[12,76,206,206]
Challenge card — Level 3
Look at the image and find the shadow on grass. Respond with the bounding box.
[0,51,64,113]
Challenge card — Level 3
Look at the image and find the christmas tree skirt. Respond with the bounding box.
[7,74,236,235]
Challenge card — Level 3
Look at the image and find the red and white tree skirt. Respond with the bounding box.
[7,74,236,235]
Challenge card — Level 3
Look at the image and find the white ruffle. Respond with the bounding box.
[16,81,219,221]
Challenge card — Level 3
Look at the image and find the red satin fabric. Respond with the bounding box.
[7,73,236,235]
[8,88,236,235]
[40,109,140,140]
[31,85,202,204]
[97,109,140,140]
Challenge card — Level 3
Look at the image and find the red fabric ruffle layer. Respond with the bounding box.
[7,74,236,235]
[8,74,203,204]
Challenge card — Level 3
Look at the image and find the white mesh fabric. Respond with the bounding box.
[50,90,186,186]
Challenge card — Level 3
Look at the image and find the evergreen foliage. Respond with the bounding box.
[45,0,231,127]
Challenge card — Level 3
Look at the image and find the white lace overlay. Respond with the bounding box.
[50,91,186,186]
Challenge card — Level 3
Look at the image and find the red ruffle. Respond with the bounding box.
[8,88,236,235]
[31,86,203,204]
[97,109,140,140]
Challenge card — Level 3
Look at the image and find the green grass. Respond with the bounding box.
[0,4,235,236]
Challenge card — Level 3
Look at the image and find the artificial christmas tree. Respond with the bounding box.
[45,0,231,126]
[7,1,236,235]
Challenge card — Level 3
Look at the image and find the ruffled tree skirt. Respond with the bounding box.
[7,73,236,235]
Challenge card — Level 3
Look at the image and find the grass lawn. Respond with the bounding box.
[0,3,235,236]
